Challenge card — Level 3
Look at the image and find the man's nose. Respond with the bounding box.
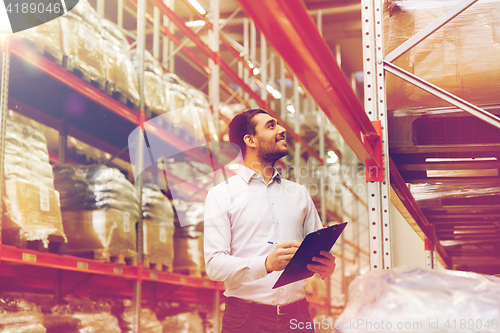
[278,125,286,135]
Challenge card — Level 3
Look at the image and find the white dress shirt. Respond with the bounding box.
[204,165,323,305]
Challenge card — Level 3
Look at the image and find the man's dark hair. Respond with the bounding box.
[228,109,269,156]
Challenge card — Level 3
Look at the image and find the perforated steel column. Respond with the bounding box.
[362,0,392,270]
[0,37,9,233]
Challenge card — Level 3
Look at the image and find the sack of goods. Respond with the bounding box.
[0,296,46,333]
[53,164,139,263]
[14,15,64,66]
[142,184,175,272]
[2,116,67,251]
[160,311,204,333]
[384,0,500,111]
[336,266,500,333]
[131,49,167,115]
[44,300,121,333]
[101,19,140,109]
[172,200,205,277]
[60,0,106,90]
[113,302,163,333]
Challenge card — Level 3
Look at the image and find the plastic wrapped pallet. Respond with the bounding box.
[187,86,217,142]
[0,296,46,333]
[173,201,205,277]
[45,300,121,333]
[69,0,101,29]
[60,10,106,90]
[2,117,67,250]
[336,266,500,333]
[114,305,163,333]
[131,49,163,77]
[142,184,175,271]
[14,17,64,66]
[163,73,189,137]
[54,164,139,261]
[160,312,204,333]
[101,19,140,109]
[384,0,500,111]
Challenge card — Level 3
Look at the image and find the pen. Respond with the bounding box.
[267,241,277,245]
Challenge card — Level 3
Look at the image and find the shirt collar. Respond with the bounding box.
[238,165,282,184]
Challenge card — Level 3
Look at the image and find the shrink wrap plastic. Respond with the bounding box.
[188,86,217,142]
[60,11,106,86]
[160,312,204,333]
[142,184,175,269]
[144,72,168,114]
[45,300,121,333]
[53,164,140,219]
[131,49,163,77]
[2,117,67,248]
[408,182,500,207]
[336,266,500,333]
[0,296,46,333]
[163,74,190,139]
[115,306,163,333]
[70,0,101,29]
[101,19,140,106]
[173,201,205,276]
[384,0,500,112]
[15,17,64,64]
[54,165,139,259]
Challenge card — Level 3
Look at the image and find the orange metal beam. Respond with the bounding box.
[236,0,381,168]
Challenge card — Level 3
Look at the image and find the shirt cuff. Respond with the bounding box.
[248,255,268,280]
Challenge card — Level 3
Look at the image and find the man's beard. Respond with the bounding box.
[257,137,288,163]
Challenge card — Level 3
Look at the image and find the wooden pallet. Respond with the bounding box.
[19,38,64,67]
[106,82,140,111]
[64,57,107,92]
[66,249,137,266]
[2,231,67,255]
[173,266,203,278]
[143,256,173,272]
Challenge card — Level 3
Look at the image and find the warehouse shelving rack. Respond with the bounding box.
[0,1,372,332]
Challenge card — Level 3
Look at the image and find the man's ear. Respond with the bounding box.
[243,134,257,149]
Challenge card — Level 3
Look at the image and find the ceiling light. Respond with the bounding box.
[228,164,240,170]
[185,20,206,27]
[253,67,260,75]
[187,0,206,15]
[327,151,336,157]
[297,86,305,94]
[105,153,111,159]
[427,169,498,178]
[247,61,254,69]
[272,90,282,99]
[266,85,274,94]
[287,105,295,113]
[425,157,497,162]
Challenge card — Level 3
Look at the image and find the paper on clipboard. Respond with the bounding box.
[273,222,348,289]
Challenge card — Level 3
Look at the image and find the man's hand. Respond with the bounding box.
[307,251,336,278]
[265,240,301,273]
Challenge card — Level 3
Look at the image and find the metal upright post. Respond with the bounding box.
[162,0,169,68]
[58,120,67,164]
[153,7,161,59]
[243,18,249,100]
[168,0,175,71]
[362,0,392,270]
[294,76,300,184]
[133,0,147,330]
[0,36,10,235]
[97,0,104,16]
[209,0,220,136]
[280,59,286,120]
[213,290,220,333]
[260,34,267,101]
[118,0,124,27]
[250,22,256,94]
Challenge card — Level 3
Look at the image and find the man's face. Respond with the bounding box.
[252,113,288,163]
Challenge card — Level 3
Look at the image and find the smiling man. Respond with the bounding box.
[204,109,336,333]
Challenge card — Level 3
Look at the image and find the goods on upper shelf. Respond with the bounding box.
[172,200,205,277]
[384,0,500,111]
[131,49,167,114]
[0,296,46,333]
[45,299,121,333]
[187,83,218,143]
[60,0,106,90]
[142,184,175,271]
[53,164,139,262]
[337,266,500,333]
[101,19,140,109]
[2,116,67,251]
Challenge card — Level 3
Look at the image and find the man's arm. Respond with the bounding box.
[204,188,268,284]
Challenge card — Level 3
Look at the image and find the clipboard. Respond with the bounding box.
[273,222,348,289]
